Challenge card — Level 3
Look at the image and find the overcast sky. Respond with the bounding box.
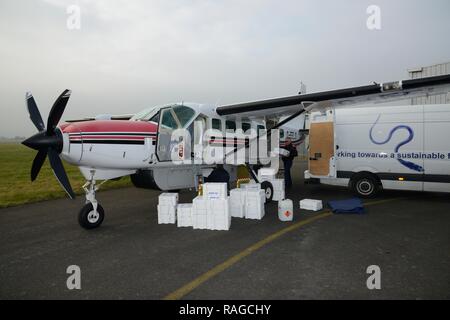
[1,0,449,137]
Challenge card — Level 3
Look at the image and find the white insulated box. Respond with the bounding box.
[157,204,176,224]
[299,199,323,211]
[258,168,277,181]
[229,189,246,218]
[158,193,179,206]
[209,198,231,231]
[241,183,261,191]
[203,183,228,200]
[177,203,193,227]
[270,179,285,201]
[192,196,208,229]
[245,189,265,220]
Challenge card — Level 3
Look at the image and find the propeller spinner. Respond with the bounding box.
[22,90,76,199]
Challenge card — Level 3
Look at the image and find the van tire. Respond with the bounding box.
[350,173,380,198]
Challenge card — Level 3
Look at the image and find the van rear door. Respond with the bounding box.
[308,121,334,177]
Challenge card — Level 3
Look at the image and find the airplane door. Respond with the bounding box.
[309,121,334,176]
[156,107,181,161]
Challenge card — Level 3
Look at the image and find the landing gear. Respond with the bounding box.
[261,181,274,203]
[79,175,106,229]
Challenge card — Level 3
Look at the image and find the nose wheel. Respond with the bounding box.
[79,175,106,229]
[78,203,105,229]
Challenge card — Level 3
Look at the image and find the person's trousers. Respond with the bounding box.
[283,159,293,188]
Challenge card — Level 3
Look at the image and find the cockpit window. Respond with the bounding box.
[173,105,196,127]
[131,104,196,128]
[161,109,179,129]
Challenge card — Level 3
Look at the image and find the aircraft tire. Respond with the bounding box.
[261,181,274,203]
[78,203,105,229]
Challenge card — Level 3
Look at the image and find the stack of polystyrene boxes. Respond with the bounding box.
[209,196,231,231]
[229,188,246,218]
[192,196,208,229]
[192,183,231,231]
[243,185,266,220]
[158,193,178,224]
[177,203,193,227]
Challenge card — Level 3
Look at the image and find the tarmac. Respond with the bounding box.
[0,160,449,299]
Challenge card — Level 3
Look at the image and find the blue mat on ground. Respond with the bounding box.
[328,198,365,214]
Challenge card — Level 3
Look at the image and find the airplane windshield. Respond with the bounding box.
[131,104,196,128]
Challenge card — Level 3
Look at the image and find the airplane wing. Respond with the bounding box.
[216,74,450,119]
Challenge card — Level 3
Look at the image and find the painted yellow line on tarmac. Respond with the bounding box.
[163,197,402,300]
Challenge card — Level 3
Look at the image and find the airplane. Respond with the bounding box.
[21,74,450,229]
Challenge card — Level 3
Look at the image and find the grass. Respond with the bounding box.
[0,143,131,208]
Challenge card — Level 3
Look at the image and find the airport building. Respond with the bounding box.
[409,61,450,105]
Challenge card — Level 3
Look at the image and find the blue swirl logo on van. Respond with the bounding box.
[369,115,424,172]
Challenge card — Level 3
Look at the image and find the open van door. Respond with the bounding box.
[308,121,334,176]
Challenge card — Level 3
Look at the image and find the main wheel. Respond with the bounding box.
[261,181,274,203]
[350,173,380,198]
[78,203,105,229]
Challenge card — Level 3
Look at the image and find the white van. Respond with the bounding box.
[304,104,450,197]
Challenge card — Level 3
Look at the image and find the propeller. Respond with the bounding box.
[22,90,76,199]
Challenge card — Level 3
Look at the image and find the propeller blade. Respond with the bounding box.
[31,149,47,181]
[26,92,45,131]
[47,148,76,199]
[46,89,71,136]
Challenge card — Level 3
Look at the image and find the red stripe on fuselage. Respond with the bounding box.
[61,120,158,135]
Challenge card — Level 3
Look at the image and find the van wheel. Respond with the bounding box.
[350,174,380,198]
[261,181,274,203]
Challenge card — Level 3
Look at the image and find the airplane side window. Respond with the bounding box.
[149,113,159,124]
[212,119,222,131]
[257,125,265,135]
[161,109,178,129]
[173,105,196,127]
[242,122,251,133]
[226,120,236,132]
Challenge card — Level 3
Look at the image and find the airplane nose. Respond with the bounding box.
[22,131,63,153]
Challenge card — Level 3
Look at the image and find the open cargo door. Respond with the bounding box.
[308,122,334,176]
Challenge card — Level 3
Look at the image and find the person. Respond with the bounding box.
[281,138,298,189]
[204,164,230,186]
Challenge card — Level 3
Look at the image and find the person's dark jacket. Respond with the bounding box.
[205,167,230,184]
[281,143,298,162]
